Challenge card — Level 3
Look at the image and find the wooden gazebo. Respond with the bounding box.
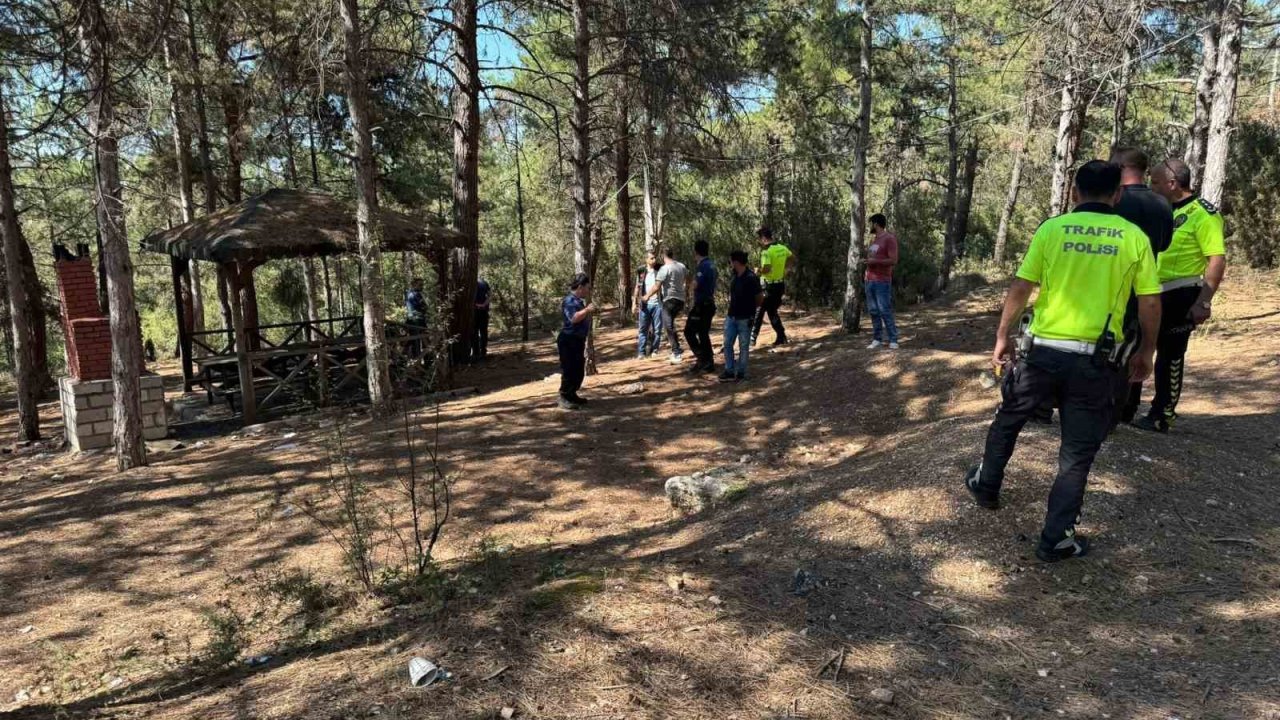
[141,188,466,424]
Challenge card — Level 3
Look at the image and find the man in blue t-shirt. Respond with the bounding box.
[406,278,427,325]
[557,272,597,409]
[683,239,718,374]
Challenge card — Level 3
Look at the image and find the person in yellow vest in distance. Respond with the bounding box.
[1131,158,1227,434]
[752,226,795,346]
[963,160,1162,563]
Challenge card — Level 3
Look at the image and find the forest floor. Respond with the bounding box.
[2,271,1279,720]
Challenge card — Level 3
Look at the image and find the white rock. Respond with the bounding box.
[869,688,894,704]
[1037,669,1050,677]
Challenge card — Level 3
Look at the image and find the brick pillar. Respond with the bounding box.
[55,246,113,382]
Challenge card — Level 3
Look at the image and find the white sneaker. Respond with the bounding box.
[866,340,882,349]
[668,353,683,364]
[889,342,900,350]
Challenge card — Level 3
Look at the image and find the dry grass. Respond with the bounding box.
[2,271,1279,719]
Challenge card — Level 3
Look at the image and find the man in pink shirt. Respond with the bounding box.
[865,213,900,349]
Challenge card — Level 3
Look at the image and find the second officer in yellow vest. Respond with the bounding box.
[1132,158,1228,433]
[964,160,1162,563]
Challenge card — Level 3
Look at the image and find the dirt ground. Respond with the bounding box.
[2,271,1279,720]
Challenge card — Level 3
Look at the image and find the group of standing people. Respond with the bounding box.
[966,148,1226,563]
[633,229,797,380]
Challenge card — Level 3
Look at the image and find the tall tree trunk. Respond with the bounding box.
[614,85,632,322]
[954,140,979,259]
[1269,42,1278,121]
[937,51,961,293]
[448,0,481,364]
[0,243,11,372]
[337,0,392,410]
[1111,39,1134,148]
[1188,12,1220,188]
[164,36,204,344]
[1200,0,1242,206]
[0,86,41,441]
[571,0,592,273]
[513,133,530,342]
[185,0,230,342]
[1049,14,1083,216]
[641,114,670,252]
[584,213,605,374]
[994,104,1032,263]
[80,0,146,469]
[761,133,781,225]
[841,0,872,333]
[277,81,323,331]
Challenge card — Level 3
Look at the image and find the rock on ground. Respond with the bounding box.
[664,467,748,512]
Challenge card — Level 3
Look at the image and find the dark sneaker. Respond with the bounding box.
[735,373,747,382]
[1036,535,1090,563]
[773,338,788,346]
[557,397,580,410]
[718,371,737,383]
[1131,415,1168,433]
[963,464,1000,510]
[570,394,589,406]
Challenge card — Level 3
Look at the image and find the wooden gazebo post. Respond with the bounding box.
[169,255,195,391]
[224,260,257,425]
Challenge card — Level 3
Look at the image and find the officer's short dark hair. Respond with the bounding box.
[1073,160,1122,199]
[1109,146,1148,173]
[569,272,591,290]
[694,239,709,257]
[663,246,675,259]
[869,213,887,230]
[729,249,749,265]
[756,226,773,240]
[1158,157,1193,190]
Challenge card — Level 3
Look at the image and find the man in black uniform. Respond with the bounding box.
[963,161,1162,563]
[1109,147,1173,423]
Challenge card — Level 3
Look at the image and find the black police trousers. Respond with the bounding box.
[1146,286,1200,424]
[752,282,787,344]
[557,332,586,399]
[683,300,716,369]
[975,346,1116,549]
[471,307,490,361]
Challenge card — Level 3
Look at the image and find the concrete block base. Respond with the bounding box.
[60,375,169,452]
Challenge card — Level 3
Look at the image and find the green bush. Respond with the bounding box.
[1226,121,1280,269]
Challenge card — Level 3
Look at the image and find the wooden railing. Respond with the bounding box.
[191,316,435,421]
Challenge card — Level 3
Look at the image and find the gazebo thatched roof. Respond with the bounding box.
[140,188,467,263]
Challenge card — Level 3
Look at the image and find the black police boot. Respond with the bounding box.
[963,464,1000,510]
[1131,415,1168,434]
[1036,535,1090,563]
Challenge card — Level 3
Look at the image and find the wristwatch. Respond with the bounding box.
[1197,301,1212,311]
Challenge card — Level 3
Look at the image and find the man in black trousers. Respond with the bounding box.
[683,239,718,374]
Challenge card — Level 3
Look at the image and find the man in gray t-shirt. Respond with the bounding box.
[643,246,691,363]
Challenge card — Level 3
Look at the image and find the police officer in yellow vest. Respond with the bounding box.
[752,226,795,346]
[1131,157,1227,434]
[964,160,1162,563]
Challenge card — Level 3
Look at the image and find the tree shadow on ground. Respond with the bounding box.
[4,288,1279,719]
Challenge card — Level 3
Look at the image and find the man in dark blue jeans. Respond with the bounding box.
[864,214,900,350]
[635,252,663,358]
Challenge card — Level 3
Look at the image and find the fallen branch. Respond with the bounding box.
[1209,537,1263,548]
